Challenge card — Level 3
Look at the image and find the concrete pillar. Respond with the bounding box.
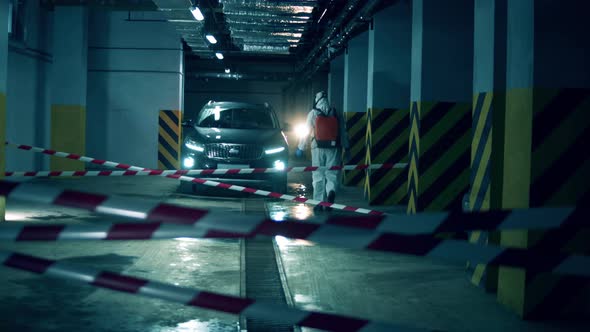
[363,2,412,204]
[408,0,474,213]
[50,6,88,170]
[343,31,368,114]
[466,0,508,293]
[328,54,344,113]
[87,11,182,169]
[0,0,8,221]
[496,0,590,319]
[366,4,411,110]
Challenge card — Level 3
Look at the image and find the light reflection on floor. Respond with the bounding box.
[268,182,314,222]
[154,318,238,332]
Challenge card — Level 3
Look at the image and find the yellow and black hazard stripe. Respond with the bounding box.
[158,110,181,170]
[407,102,420,214]
[343,112,367,187]
[530,88,590,207]
[364,108,409,205]
[469,92,493,211]
[500,226,590,319]
[407,101,471,213]
[466,92,497,290]
[497,88,590,318]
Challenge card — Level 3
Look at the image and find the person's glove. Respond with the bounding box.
[295,148,305,159]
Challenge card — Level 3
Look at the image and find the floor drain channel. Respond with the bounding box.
[244,239,293,332]
[241,199,293,332]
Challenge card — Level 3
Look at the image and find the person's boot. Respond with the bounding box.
[325,191,335,212]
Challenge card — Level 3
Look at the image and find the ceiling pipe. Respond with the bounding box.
[297,0,387,80]
[296,0,363,72]
[188,71,293,81]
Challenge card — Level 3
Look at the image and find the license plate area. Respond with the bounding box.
[218,164,250,169]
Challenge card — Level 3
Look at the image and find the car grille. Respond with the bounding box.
[205,143,264,160]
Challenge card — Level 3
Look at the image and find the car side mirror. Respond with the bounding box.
[182,119,194,128]
[283,122,292,132]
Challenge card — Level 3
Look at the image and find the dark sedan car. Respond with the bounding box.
[181,101,289,193]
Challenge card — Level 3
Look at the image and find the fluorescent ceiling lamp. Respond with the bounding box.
[205,34,217,44]
[190,6,204,21]
[215,52,224,60]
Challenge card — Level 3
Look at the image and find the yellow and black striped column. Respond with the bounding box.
[342,112,367,187]
[497,88,590,318]
[158,110,182,170]
[466,91,503,291]
[364,108,409,205]
[529,88,590,207]
[407,101,472,213]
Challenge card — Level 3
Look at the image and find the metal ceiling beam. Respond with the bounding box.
[41,0,157,10]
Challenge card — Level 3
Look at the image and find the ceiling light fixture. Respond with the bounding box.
[189,6,204,21]
[215,52,224,60]
[205,34,217,44]
[317,8,328,23]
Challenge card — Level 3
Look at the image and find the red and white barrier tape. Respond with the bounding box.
[0,250,421,332]
[5,161,407,178]
[0,207,585,238]
[5,141,385,215]
[1,180,589,277]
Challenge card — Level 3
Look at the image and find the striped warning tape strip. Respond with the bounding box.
[3,164,408,178]
[0,206,587,241]
[1,179,587,235]
[158,110,181,170]
[6,142,147,171]
[1,180,589,276]
[0,250,418,332]
[4,142,388,215]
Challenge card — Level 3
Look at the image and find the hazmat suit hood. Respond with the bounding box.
[314,91,330,114]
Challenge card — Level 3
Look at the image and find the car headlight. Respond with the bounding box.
[274,160,286,170]
[265,146,286,155]
[183,156,195,168]
[185,139,204,152]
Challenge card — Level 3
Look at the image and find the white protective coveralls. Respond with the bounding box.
[298,93,349,202]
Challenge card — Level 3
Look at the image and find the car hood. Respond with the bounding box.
[191,127,286,145]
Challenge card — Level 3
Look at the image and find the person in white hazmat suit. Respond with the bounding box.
[295,91,350,212]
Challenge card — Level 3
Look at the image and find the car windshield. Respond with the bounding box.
[196,106,277,129]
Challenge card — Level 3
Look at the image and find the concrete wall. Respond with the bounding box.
[5,2,52,171]
[87,10,183,169]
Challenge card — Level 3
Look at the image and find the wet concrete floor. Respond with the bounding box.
[0,169,588,331]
